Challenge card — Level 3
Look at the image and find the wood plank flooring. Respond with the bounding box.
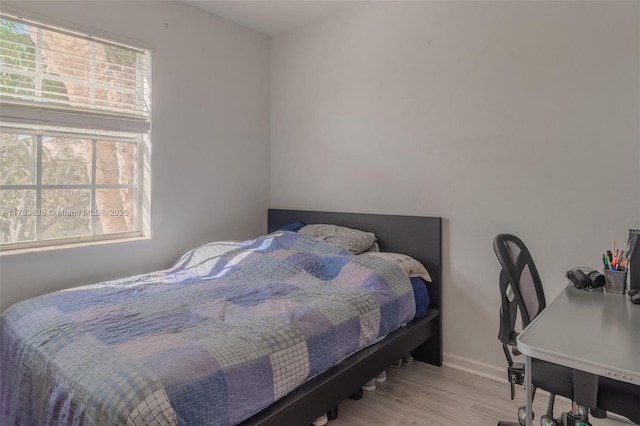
[328,362,631,426]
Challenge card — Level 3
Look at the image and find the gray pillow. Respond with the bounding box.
[298,224,377,255]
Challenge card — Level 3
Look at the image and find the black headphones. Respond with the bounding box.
[566,267,605,290]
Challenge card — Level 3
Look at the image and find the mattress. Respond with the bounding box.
[410,277,430,319]
[1,231,418,426]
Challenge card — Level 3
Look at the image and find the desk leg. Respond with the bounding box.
[525,355,533,426]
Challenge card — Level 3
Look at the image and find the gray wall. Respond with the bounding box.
[1,0,639,376]
[270,1,640,373]
[0,1,270,312]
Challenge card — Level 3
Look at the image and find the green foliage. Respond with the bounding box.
[0,19,68,101]
[0,133,35,185]
[0,134,92,242]
[105,45,138,70]
[42,138,91,185]
[0,19,36,96]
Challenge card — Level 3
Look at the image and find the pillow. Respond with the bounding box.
[366,252,432,282]
[366,242,380,253]
[298,224,377,255]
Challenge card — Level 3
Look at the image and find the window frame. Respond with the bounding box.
[0,13,151,252]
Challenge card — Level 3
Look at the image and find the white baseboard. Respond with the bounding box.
[443,352,506,383]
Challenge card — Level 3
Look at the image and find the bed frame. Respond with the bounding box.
[239,209,443,426]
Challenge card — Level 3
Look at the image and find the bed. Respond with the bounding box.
[0,209,442,426]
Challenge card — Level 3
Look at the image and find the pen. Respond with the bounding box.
[620,259,627,270]
[603,244,628,271]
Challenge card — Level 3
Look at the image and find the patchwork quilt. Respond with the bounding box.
[0,231,415,426]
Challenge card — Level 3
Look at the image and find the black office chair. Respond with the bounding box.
[494,234,640,426]
[494,234,578,426]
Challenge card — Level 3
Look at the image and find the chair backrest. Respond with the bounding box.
[493,234,547,349]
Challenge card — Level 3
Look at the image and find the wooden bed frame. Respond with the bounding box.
[239,209,443,426]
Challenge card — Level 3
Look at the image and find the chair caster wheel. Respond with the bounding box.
[561,412,592,426]
[518,406,534,426]
[540,415,559,426]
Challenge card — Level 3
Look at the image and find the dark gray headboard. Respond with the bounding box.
[268,209,442,312]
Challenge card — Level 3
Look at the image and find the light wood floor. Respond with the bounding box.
[329,362,630,426]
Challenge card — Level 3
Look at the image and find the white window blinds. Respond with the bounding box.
[0,14,150,132]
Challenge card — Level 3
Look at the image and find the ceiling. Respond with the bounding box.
[180,1,362,36]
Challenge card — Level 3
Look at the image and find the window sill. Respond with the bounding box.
[0,236,151,256]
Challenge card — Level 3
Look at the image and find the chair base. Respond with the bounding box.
[498,422,521,426]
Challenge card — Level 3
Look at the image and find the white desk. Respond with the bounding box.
[516,286,640,426]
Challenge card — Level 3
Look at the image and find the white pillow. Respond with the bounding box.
[365,252,432,282]
[366,242,380,253]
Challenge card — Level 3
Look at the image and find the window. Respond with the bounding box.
[0,14,151,251]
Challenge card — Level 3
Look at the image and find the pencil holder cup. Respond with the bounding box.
[603,269,627,294]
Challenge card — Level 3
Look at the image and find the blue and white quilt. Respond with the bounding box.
[1,231,415,426]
